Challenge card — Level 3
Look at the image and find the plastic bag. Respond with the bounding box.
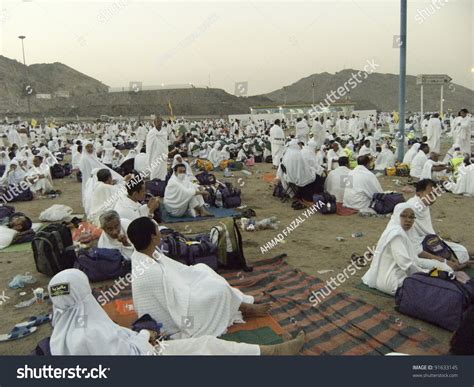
[39,204,73,222]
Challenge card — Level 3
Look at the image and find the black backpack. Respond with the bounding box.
[313,192,337,214]
[50,164,65,179]
[32,223,77,277]
[219,182,241,208]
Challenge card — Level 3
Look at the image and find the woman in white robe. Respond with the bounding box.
[1,159,26,186]
[277,139,315,188]
[362,203,452,295]
[220,145,231,162]
[48,268,303,356]
[207,143,222,169]
[79,141,122,210]
[163,166,210,218]
[402,143,420,166]
[301,138,324,175]
[171,154,194,180]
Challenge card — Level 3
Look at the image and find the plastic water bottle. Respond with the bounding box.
[215,190,223,208]
[351,232,364,238]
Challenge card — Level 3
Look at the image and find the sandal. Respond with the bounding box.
[15,314,51,329]
[0,326,38,342]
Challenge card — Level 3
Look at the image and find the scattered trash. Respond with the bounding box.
[317,270,334,274]
[33,288,45,304]
[336,236,345,242]
[237,205,248,210]
[351,232,364,238]
[9,273,36,289]
[19,292,27,296]
[223,168,233,178]
[241,170,252,176]
[241,217,279,231]
[14,296,36,309]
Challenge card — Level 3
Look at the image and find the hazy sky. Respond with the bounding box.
[1,0,473,95]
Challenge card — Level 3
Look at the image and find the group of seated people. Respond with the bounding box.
[48,216,306,356]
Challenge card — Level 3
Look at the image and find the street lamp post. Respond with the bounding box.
[18,35,31,116]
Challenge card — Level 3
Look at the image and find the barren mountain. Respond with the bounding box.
[262,69,473,113]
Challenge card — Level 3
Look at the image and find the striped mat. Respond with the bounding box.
[221,256,446,355]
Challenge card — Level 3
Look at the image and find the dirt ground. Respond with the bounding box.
[0,138,472,355]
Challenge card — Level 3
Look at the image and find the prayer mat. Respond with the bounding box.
[161,206,238,224]
[221,256,447,355]
[336,203,359,216]
[354,282,393,299]
[262,173,277,184]
[221,326,283,346]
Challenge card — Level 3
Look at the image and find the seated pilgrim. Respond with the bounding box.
[449,157,474,196]
[48,269,305,355]
[409,143,430,179]
[114,178,160,222]
[276,139,319,199]
[362,203,452,295]
[0,213,35,249]
[127,217,274,339]
[407,179,471,265]
[343,155,383,212]
[97,210,134,260]
[324,156,351,203]
[171,154,194,181]
[374,144,395,172]
[88,168,130,226]
[26,155,54,196]
[163,164,212,218]
[419,152,450,181]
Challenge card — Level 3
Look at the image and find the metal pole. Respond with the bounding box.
[440,84,444,116]
[397,0,407,162]
[19,36,31,116]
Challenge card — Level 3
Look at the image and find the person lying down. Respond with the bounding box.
[127,217,274,339]
[48,269,305,356]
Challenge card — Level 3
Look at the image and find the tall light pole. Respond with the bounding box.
[18,35,31,116]
[397,0,407,162]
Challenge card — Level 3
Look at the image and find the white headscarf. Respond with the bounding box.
[402,142,420,165]
[280,139,315,186]
[49,269,154,356]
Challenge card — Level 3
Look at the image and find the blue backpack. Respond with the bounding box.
[422,234,457,261]
[75,248,131,282]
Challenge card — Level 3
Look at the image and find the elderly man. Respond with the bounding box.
[97,210,134,260]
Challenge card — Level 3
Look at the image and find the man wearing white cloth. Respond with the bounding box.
[311,117,326,149]
[26,155,54,195]
[452,109,472,156]
[269,119,285,168]
[98,210,134,260]
[426,113,442,154]
[343,155,383,212]
[409,143,430,179]
[48,269,304,356]
[324,156,350,202]
[164,164,211,218]
[408,179,471,265]
[295,117,309,145]
[127,217,274,340]
[146,117,169,180]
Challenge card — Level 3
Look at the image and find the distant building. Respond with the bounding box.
[36,94,52,99]
[249,102,355,121]
[54,90,70,98]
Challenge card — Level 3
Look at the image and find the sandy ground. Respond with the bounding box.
[0,138,472,355]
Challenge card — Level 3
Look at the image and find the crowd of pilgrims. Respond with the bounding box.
[0,108,472,356]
